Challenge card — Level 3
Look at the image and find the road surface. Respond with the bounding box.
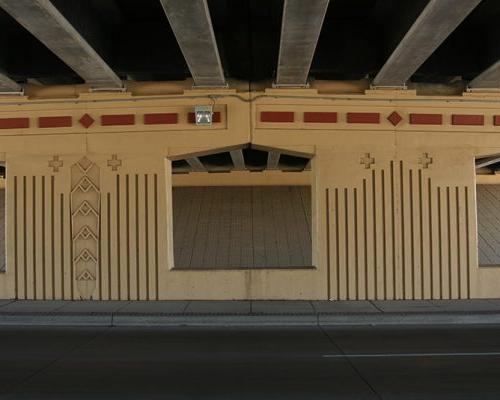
[0,325,499,399]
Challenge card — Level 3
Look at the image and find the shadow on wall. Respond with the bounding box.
[173,185,312,270]
[0,171,4,272]
[477,184,500,267]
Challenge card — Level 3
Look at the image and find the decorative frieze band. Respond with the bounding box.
[2,108,500,129]
[346,112,380,124]
[144,113,178,125]
[257,111,500,127]
[101,114,135,126]
[0,117,29,129]
[39,116,72,128]
[0,111,224,130]
[409,113,443,125]
[260,111,294,123]
[451,114,484,126]
[303,111,337,123]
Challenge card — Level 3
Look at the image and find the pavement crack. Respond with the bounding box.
[0,300,16,309]
[182,301,191,314]
[318,325,384,400]
[369,300,384,313]
[0,327,111,397]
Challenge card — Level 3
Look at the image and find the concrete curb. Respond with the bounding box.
[1,311,500,326]
[0,314,112,326]
[318,312,500,326]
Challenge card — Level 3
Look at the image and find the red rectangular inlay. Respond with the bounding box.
[188,111,221,124]
[303,112,337,123]
[451,114,484,126]
[494,116,500,126]
[0,117,29,129]
[38,116,72,128]
[260,111,294,123]
[101,114,135,126]
[346,112,380,124]
[144,113,178,125]
[409,113,443,125]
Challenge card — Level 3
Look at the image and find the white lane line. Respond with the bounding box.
[323,352,500,358]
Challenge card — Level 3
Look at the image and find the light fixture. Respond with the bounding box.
[194,105,213,126]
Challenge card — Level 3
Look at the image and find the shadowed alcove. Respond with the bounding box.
[170,145,313,269]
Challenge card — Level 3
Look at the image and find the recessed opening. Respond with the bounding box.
[0,164,5,272]
[476,184,500,267]
[170,146,313,270]
[475,155,500,267]
[199,152,233,172]
[242,148,268,171]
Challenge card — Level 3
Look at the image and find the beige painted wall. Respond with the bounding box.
[0,83,498,299]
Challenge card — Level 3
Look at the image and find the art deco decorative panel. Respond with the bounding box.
[71,157,100,300]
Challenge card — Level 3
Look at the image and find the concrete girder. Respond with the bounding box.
[186,157,207,172]
[159,0,226,87]
[267,151,281,170]
[230,150,246,171]
[0,71,21,92]
[0,0,122,88]
[275,0,329,87]
[475,156,500,169]
[469,60,500,89]
[373,0,481,88]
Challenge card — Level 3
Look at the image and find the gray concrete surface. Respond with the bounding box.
[0,299,498,327]
[1,325,500,398]
[159,0,226,87]
[0,0,122,88]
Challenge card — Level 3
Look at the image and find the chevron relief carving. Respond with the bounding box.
[74,226,98,241]
[76,270,96,281]
[71,157,100,300]
[73,201,99,217]
[72,176,99,193]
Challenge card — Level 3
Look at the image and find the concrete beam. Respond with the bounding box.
[469,60,500,89]
[0,71,21,92]
[476,156,500,169]
[230,150,246,171]
[159,0,226,87]
[186,157,206,172]
[276,0,329,87]
[267,151,281,170]
[0,0,121,88]
[373,0,481,87]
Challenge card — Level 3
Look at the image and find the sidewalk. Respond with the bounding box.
[0,299,500,326]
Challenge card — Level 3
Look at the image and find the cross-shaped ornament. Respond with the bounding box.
[107,154,122,171]
[48,155,63,172]
[419,153,433,169]
[360,153,375,169]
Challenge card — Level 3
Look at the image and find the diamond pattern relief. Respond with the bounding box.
[77,156,93,172]
[79,114,95,129]
[387,111,403,126]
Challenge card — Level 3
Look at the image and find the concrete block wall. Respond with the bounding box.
[0,84,497,299]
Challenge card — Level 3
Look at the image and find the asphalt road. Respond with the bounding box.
[0,325,500,399]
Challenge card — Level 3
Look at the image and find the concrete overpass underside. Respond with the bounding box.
[0,0,499,300]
